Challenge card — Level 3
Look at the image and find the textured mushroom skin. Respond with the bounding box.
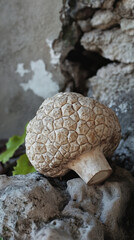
[26,92,121,177]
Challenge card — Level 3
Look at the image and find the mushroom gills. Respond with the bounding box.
[67,147,112,185]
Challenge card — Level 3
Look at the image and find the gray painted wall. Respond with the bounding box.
[0,0,63,138]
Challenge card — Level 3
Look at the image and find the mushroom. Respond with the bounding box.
[26,92,121,185]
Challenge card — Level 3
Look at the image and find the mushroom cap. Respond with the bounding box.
[26,92,121,177]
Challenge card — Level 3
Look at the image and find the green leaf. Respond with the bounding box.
[0,125,27,164]
[13,154,36,176]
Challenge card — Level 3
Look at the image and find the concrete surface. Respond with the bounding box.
[0,0,63,138]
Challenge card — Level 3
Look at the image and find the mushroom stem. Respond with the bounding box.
[67,147,112,185]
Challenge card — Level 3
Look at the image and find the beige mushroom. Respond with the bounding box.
[26,92,121,185]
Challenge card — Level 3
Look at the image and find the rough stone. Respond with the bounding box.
[120,19,134,35]
[0,173,64,239]
[56,0,134,98]
[88,63,134,105]
[66,0,104,10]
[34,227,73,240]
[88,63,134,173]
[78,19,91,32]
[0,167,134,240]
[81,28,134,63]
[115,0,134,18]
[90,10,119,29]
[63,168,134,240]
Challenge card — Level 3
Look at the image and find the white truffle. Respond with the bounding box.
[26,92,121,185]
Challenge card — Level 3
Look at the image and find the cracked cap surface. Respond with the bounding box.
[26,92,121,177]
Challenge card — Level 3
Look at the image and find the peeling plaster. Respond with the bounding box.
[16,60,59,99]
[16,63,30,77]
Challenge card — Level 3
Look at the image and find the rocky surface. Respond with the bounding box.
[0,167,134,240]
[0,173,64,239]
[87,63,134,174]
[81,28,134,63]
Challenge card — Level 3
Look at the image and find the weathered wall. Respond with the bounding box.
[0,0,63,138]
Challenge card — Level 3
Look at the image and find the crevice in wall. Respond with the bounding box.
[60,42,112,95]
[113,0,122,9]
[106,23,120,30]
[55,0,115,96]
